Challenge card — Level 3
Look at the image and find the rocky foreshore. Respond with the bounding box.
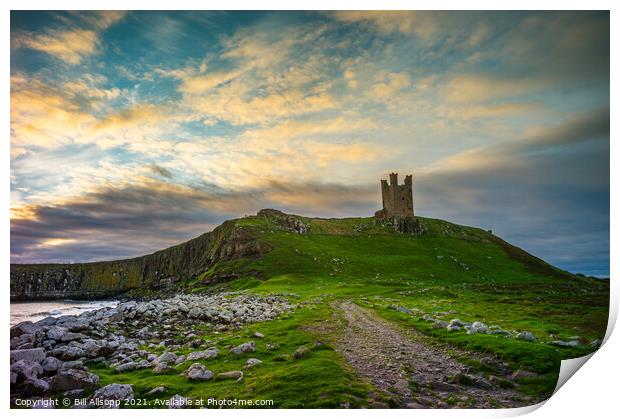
[10,293,294,408]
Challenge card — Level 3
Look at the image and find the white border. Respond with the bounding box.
[3,2,616,418]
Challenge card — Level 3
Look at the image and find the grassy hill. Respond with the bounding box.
[12,209,610,405]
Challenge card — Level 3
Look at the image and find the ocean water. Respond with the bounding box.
[10,300,119,326]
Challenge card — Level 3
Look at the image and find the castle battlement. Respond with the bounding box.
[375,172,414,220]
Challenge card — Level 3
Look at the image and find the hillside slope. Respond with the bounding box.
[9,208,584,300]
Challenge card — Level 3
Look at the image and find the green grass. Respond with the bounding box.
[87,213,608,407]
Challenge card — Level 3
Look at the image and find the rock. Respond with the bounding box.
[292,345,310,360]
[174,356,186,365]
[147,386,166,396]
[215,370,243,382]
[489,330,511,335]
[41,357,63,374]
[230,341,256,355]
[11,360,43,383]
[446,324,461,332]
[245,358,262,368]
[52,346,85,361]
[46,326,68,341]
[153,363,171,373]
[10,348,46,364]
[421,314,434,321]
[11,321,37,338]
[465,321,488,335]
[185,363,213,381]
[254,332,264,338]
[147,354,157,362]
[89,384,134,408]
[22,379,50,396]
[52,369,100,392]
[64,389,85,397]
[432,320,448,329]
[550,340,579,347]
[62,360,85,370]
[115,361,137,373]
[154,352,177,364]
[168,394,189,409]
[449,318,464,327]
[186,348,219,361]
[516,331,536,342]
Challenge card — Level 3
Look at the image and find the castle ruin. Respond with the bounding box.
[375,172,414,220]
[374,172,422,233]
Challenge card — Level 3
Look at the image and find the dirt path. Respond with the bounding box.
[331,301,529,408]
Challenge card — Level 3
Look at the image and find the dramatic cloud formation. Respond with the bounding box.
[10,11,609,275]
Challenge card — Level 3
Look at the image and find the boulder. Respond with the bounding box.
[154,352,177,364]
[153,363,171,373]
[516,331,536,342]
[21,378,50,396]
[245,358,262,369]
[10,348,46,364]
[11,360,43,382]
[550,340,579,348]
[62,360,85,371]
[115,362,137,373]
[465,321,488,335]
[46,326,68,341]
[230,342,256,355]
[52,369,100,392]
[89,384,134,408]
[147,386,166,396]
[185,363,213,381]
[432,320,448,328]
[186,348,219,361]
[11,321,37,338]
[446,324,461,332]
[41,357,63,374]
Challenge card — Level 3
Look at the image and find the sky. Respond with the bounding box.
[9,11,609,276]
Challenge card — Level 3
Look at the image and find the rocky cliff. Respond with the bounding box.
[10,218,271,301]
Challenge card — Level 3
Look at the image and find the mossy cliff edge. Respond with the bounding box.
[10,215,271,300]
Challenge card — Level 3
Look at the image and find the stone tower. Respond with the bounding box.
[375,173,414,220]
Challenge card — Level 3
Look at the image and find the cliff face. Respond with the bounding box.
[10,219,271,300]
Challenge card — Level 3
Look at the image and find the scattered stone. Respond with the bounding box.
[448,319,464,327]
[115,361,138,373]
[230,341,256,355]
[154,352,177,365]
[550,340,579,348]
[21,378,50,396]
[446,324,461,332]
[187,348,219,361]
[153,363,171,374]
[11,360,43,383]
[292,345,310,360]
[245,358,262,368]
[516,331,536,342]
[465,321,488,335]
[185,363,213,381]
[52,369,100,392]
[89,384,134,408]
[254,332,264,339]
[432,320,448,329]
[10,348,46,364]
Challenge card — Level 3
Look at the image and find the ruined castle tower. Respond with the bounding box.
[375,173,414,220]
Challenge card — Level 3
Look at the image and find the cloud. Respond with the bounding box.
[332,11,438,40]
[12,11,126,64]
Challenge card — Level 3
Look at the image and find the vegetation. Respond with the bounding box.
[85,212,608,407]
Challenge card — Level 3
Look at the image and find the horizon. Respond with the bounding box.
[10,11,610,276]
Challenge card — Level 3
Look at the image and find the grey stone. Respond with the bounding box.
[215,370,243,382]
[147,386,166,396]
[187,348,219,361]
[11,360,43,382]
[115,362,137,373]
[516,331,536,341]
[185,363,213,381]
[168,394,189,409]
[89,384,134,408]
[245,358,262,368]
[52,369,99,392]
[41,357,63,374]
[22,378,50,396]
[10,348,46,364]
[230,341,256,355]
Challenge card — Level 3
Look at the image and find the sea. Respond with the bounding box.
[10,300,119,327]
